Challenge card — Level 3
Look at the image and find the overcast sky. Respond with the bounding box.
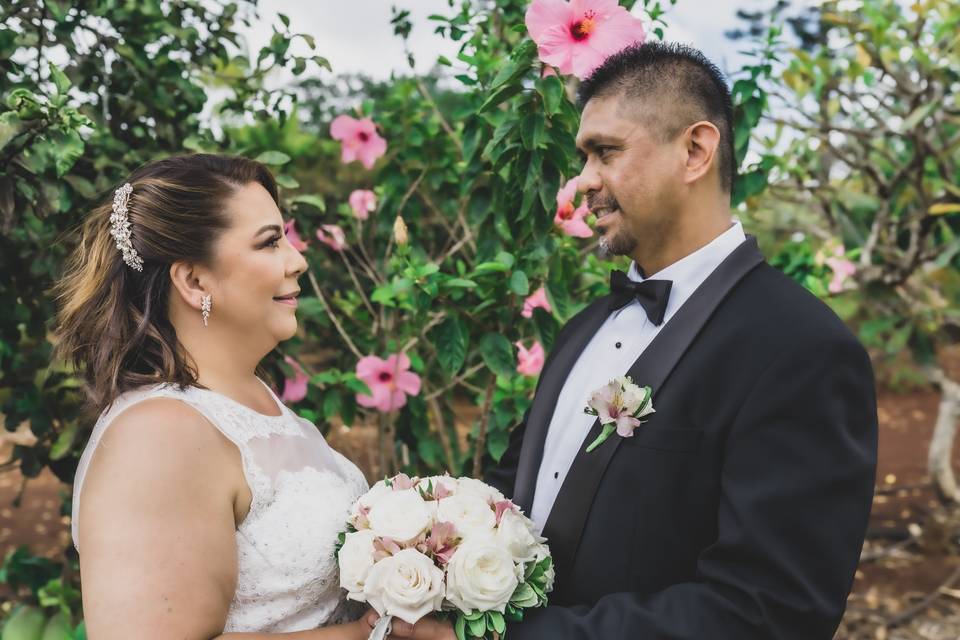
[239,0,789,85]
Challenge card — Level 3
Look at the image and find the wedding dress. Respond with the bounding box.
[71,378,369,632]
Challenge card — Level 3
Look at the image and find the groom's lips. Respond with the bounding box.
[593,208,620,230]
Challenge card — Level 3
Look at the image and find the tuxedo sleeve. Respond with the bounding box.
[507,333,878,640]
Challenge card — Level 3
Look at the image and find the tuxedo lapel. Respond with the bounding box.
[541,237,765,580]
[512,295,614,513]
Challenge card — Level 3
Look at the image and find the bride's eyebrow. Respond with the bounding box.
[253,224,282,238]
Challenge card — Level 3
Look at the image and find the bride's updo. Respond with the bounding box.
[54,153,279,416]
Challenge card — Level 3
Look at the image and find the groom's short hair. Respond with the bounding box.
[578,42,736,194]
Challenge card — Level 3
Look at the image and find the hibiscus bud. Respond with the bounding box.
[393,216,409,247]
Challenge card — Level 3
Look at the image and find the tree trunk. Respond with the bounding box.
[927,365,960,503]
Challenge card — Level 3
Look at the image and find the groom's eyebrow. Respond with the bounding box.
[576,135,620,153]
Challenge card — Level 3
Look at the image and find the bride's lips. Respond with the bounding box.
[273,290,300,307]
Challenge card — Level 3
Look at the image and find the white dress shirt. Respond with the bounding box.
[529,221,748,531]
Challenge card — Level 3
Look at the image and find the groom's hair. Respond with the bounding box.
[578,42,736,194]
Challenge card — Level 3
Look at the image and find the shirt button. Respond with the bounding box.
[554,472,559,479]
[615,341,622,349]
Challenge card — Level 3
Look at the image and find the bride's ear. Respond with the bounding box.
[169,261,211,312]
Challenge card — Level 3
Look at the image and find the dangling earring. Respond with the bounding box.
[201,294,211,327]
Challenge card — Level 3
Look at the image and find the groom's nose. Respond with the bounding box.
[577,158,602,195]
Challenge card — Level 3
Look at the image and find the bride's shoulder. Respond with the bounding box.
[90,395,237,487]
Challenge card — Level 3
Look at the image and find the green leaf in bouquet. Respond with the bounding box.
[510,582,538,608]
[467,616,486,638]
[455,614,467,640]
[488,611,506,635]
[504,604,524,622]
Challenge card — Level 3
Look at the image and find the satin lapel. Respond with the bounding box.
[512,295,614,513]
[541,237,765,580]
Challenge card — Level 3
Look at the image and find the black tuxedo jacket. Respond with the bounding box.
[486,238,877,639]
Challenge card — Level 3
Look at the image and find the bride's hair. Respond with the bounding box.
[54,153,279,417]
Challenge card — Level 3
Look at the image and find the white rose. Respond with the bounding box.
[362,548,446,624]
[445,538,521,614]
[495,509,539,563]
[350,479,394,526]
[338,529,377,597]
[455,477,505,504]
[436,493,496,540]
[367,489,433,543]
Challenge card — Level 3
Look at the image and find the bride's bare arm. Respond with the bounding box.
[78,398,368,640]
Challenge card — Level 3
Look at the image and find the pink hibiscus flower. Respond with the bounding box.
[316,224,347,252]
[522,286,553,318]
[554,177,593,238]
[816,242,857,294]
[516,340,545,377]
[355,353,422,412]
[825,253,857,294]
[283,219,309,251]
[280,356,309,404]
[348,189,377,220]
[525,0,646,80]
[330,115,388,169]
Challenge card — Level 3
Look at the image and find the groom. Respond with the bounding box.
[479,43,878,639]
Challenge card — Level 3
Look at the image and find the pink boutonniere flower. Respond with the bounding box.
[583,375,654,452]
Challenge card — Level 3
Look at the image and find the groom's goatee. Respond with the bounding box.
[598,238,612,257]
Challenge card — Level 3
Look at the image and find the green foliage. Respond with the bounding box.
[738,0,960,365]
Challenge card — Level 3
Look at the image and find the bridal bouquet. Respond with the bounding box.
[337,473,553,640]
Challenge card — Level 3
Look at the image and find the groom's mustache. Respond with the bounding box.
[587,194,620,215]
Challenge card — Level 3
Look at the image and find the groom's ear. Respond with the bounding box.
[681,120,721,188]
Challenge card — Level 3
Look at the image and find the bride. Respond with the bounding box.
[55,153,389,638]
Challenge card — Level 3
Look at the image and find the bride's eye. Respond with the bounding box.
[260,235,282,249]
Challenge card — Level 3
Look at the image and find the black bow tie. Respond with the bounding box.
[608,269,673,325]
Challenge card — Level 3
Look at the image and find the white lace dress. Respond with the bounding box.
[71,379,369,632]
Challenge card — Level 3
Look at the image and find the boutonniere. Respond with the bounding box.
[583,376,655,453]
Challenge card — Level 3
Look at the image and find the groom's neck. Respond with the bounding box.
[632,207,733,277]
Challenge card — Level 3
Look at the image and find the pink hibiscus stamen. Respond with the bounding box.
[571,10,597,41]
